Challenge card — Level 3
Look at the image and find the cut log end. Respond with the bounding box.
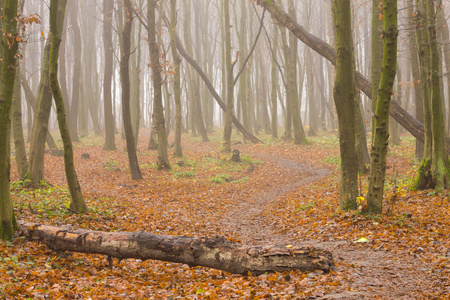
[17,221,333,275]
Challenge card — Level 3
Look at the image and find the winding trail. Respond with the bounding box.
[224,154,330,245]
[222,152,441,299]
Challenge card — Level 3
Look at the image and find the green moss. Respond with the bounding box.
[413,158,434,190]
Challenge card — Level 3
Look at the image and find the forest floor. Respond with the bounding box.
[1,130,449,299]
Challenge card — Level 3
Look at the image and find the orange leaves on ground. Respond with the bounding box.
[3,131,450,298]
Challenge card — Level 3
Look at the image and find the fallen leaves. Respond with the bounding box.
[2,131,450,298]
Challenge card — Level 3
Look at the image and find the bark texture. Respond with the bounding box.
[223,0,234,152]
[49,0,88,213]
[0,0,18,240]
[18,221,333,275]
[102,0,116,150]
[427,0,449,190]
[27,38,53,184]
[121,0,142,180]
[371,0,384,136]
[12,66,28,179]
[170,0,183,157]
[332,0,358,210]
[366,0,398,214]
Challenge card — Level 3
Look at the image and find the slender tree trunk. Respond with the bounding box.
[0,0,18,240]
[223,0,234,152]
[332,0,358,210]
[306,48,317,136]
[271,24,279,139]
[371,0,384,137]
[121,0,142,180]
[238,0,249,134]
[366,0,398,214]
[12,66,28,179]
[405,1,424,159]
[148,0,170,169]
[131,7,142,144]
[49,0,88,213]
[170,0,182,157]
[59,17,70,128]
[27,38,53,183]
[69,1,81,143]
[103,0,116,150]
[220,0,226,130]
[390,65,402,146]
[192,4,208,141]
[280,25,292,140]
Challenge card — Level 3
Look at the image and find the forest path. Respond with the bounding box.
[220,150,440,299]
[222,154,330,245]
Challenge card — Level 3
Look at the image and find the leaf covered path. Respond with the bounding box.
[2,132,449,298]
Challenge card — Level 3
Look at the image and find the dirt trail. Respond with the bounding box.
[223,153,442,299]
[223,154,330,245]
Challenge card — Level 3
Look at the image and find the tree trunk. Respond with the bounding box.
[306,48,317,136]
[27,38,54,184]
[332,0,358,211]
[271,23,279,139]
[280,22,292,140]
[12,66,28,179]
[405,2,424,159]
[0,0,18,240]
[121,0,143,180]
[287,0,307,145]
[371,0,384,137]
[102,0,116,150]
[427,0,449,190]
[437,5,450,135]
[49,0,88,213]
[414,0,434,190]
[148,0,170,170]
[237,0,249,135]
[390,66,402,146]
[170,0,183,157]
[18,221,333,275]
[223,0,234,153]
[191,3,209,142]
[366,0,398,214]
[20,68,58,152]
[131,9,142,145]
[68,1,81,143]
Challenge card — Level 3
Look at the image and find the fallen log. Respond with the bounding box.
[18,221,333,275]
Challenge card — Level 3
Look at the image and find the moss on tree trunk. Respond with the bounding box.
[366,0,398,214]
[0,0,19,240]
[332,0,358,210]
[49,0,88,213]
